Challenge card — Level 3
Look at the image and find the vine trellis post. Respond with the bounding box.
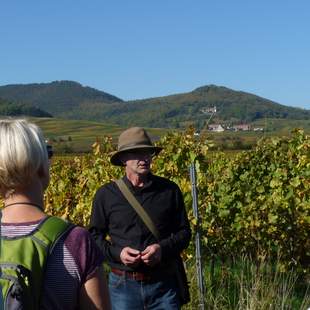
[190,162,205,310]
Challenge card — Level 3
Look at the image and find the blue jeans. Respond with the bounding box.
[108,271,181,310]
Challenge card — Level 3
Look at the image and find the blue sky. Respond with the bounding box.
[1,1,310,109]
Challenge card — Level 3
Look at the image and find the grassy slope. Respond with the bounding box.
[29,117,168,153]
[25,117,309,153]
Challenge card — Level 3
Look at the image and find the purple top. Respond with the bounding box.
[1,218,104,310]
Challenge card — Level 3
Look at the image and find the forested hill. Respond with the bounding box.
[0,98,52,118]
[0,81,309,128]
[61,84,309,128]
[0,81,123,115]
[113,85,310,128]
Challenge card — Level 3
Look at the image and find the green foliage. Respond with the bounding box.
[0,97,51,117]
[44,129,310,274]
[200,129,309,272]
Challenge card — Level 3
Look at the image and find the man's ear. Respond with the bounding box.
[119,153,128,166]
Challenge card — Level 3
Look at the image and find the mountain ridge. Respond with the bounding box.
[0,80,122,115]
[0,80,308,128]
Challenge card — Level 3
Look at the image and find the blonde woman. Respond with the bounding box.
[0,119,110,310]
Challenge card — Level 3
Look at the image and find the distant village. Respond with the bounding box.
[193,123,265,136]
[206,124,264,132]
[196,106,264,134]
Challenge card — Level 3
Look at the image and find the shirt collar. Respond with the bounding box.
[124,173,154,192]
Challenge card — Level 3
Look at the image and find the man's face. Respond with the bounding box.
[121,149,154,176]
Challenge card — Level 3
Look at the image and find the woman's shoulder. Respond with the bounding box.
[63,225,96,255]
[61,225,104,280]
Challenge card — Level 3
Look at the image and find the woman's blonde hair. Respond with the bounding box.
[0,119,49,196]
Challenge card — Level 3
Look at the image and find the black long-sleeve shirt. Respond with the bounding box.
[89,173,191,272]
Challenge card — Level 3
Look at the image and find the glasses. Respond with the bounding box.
[137,150,155,157]
[46,145,53,159]
[128,149,155,158]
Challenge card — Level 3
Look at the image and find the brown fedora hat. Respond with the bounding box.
[110,127,162,166]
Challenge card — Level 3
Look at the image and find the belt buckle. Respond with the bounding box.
[132,271,140,281]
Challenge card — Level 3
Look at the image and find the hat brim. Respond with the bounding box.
[110,145,162,166]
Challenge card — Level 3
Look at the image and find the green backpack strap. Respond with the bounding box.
[0,216,75,309]
[32,216,74,253]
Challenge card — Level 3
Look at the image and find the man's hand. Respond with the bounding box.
[141,244,161,267]
[120,247,141,267]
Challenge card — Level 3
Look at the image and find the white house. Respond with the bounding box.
[208,124,225,132]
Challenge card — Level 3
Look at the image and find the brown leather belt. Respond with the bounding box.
[111,268,153,281]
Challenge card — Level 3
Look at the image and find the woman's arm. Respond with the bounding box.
[79,266,111,310]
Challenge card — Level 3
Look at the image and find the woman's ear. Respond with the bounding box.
[37,164,50,190]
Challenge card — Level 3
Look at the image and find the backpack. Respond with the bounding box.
[0,216,74,310]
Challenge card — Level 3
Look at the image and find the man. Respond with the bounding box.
[89,127,191,310]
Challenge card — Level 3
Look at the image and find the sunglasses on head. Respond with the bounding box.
[46,145,53,159]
